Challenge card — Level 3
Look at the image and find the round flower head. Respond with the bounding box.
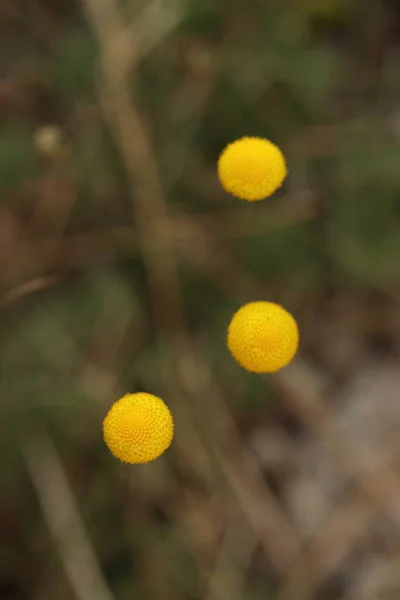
[227,302,299,373]
[103,393,174,463]
[218,136,287,201]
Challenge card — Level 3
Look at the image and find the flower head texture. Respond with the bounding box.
[103,392,174,463]
[227,302,299,373]
[217,137,287,201]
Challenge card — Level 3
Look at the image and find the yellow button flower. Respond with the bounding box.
[103,393,174,463]
[227,302,299,373]
[218,136,287,201]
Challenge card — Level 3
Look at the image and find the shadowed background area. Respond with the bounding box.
[1,0,400,599]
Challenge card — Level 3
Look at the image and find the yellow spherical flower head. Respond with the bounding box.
[227,302,299,373]
[103,393,174,464]
[217,136,287,201]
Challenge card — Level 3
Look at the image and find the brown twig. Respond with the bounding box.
[82,0,302,578]
[0,274,61,309]
[20,424,115,600]
[204,521,256,600]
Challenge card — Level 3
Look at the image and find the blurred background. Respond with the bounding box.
[1,0,400,599]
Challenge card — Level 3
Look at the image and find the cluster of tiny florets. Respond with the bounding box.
[103,393,174,464]
[227,301,299,373]
[217,136,287,201]
[103,136,299,465]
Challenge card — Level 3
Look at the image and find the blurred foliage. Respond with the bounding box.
[0,121,38,192]
[1,0,400,599]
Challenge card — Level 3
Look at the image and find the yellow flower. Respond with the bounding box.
[227,302,299,373]
[218,137,287,201]
[103,393,174,463]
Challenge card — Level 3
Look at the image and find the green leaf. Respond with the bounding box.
[337,125,400,191]
[70,121,127,200]
[52,27,97,104]
[328,188,400,286]
[0,122,37,193]
[233,223,321,291]
[284,46,342,113]
[329,121,400,285]
[180,0,220,35]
